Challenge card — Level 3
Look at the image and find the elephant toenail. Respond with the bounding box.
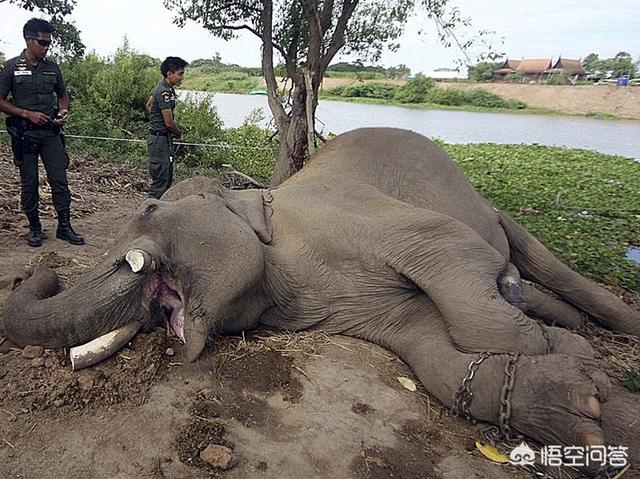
[587,397,601,417]
[581,432,604,447]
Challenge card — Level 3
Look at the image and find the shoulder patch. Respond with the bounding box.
[161,91,172,102]
[0,63,4,73]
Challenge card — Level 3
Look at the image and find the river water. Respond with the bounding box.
[182,91,640,160]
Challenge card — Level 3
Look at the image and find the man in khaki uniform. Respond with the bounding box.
[146,56,188,199]
[0,18,84,247]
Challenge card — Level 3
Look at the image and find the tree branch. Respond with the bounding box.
[320,0,359,74]
[219,23,261,36]
[320,0,334,33]
[261,0,289,130]
[298,0,323,74]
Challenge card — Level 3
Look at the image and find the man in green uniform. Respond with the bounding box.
[0,18,84,247]
[146,56,188,199]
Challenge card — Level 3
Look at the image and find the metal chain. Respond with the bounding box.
[498,352,521,441]
[452,352,493,421]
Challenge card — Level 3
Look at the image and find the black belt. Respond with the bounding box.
[7,116,56,131]
[149,130,168,136]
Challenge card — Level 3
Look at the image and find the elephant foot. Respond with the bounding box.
[601,387,640,462]
[507,355,608,447]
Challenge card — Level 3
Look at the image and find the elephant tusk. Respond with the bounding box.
[125,249,154,273]
[69,321,143,371]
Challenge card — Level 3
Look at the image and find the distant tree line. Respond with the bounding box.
[325,62,411,79]
[582,52,638,79]
[187,57,412,81]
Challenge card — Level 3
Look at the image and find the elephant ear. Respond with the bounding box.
[221,189,273,244]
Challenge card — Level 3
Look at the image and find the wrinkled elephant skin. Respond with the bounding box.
[5,128,639,459]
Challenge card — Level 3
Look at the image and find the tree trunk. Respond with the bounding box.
[270,84,310,187]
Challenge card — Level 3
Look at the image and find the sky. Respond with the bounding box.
[0,0,639,74]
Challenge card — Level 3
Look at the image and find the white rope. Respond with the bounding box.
[0,129,272,151]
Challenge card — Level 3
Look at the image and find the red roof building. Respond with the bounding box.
[549,57,586,76]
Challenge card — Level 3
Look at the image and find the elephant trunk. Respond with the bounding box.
[4,258,148,348]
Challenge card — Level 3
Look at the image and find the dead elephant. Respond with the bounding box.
[5,128,639,458]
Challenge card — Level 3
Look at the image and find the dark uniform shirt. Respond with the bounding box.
[148,79,176,133]
[0,50,65,119]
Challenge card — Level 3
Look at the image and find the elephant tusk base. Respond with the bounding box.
[70,321,143,371]
[125,249,153,273]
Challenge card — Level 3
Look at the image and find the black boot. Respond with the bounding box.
[25,211,43,247]
[56,209,85,245]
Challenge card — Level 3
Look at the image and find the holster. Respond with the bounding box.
[5,116,48,167]
[5,116,26,167]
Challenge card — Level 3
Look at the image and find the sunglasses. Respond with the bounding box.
[27,36,51,47]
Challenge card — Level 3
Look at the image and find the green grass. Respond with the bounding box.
[625,368,640,392]
[182,70,262,94]
[588,112,622,120]
[318,94,560,116]
[443,143,640,291]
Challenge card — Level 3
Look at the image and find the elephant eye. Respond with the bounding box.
[143,204,158,217]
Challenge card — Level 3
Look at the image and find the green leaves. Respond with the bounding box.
[1,0,85,59]
[625,368,640,392]
[445,143,640,291]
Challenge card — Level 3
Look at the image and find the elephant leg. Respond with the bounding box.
[499,212,640,335]
[369,306,607,448]
[380,213,550,355]
[521,282,586,329]
[498,262,526,311]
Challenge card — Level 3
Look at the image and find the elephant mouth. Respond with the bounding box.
[69,249,189,370]
[144,271,186,342]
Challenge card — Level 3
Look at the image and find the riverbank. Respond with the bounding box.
[183,72,640,120]
[318,79,639,120]
[444,83,640,120]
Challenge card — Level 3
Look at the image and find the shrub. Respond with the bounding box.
[340,83,397,99]
[325,85,345,96]
[173,98,275,178]
[504,72,525,83]
[546,73,571,85]
[426,88,466,106]
[393,74,436,103]
[173,93,225,167]
[506,99,527,109]
[465,89,509,108]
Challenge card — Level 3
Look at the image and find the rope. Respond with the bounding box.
[0,129,273,152]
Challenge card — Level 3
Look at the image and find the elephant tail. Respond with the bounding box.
[498,211,640,335]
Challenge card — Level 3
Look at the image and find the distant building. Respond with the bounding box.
[515,59,553,81]
[495,59,522,79]
[494,57,585,82]
[422,68,468,80]
[548,57,586,77]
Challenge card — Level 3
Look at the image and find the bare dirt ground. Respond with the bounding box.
[0,144,638,479]
[446,83,640,120]
[314,77,640,120]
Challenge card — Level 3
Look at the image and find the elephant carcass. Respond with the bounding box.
[4,128,639,459]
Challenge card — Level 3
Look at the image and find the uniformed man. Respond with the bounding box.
[146,56,188,199]
[0,18,84,247]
